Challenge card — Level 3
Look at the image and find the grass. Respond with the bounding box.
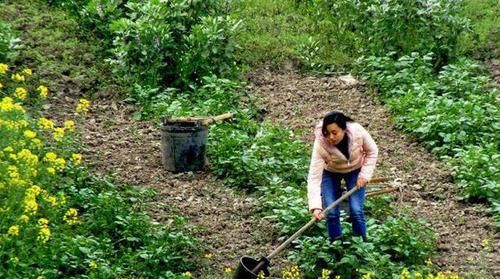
[230,0,352,70]
[459,0,500,59]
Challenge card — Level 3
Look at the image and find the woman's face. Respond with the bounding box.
[325,123,345,145]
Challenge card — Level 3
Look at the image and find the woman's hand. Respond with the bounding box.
[312,209,324,220]
[357,178,368,188]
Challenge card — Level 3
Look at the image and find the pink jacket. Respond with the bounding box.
[307,121,378,211]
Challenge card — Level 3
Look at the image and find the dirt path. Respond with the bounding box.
[247,68,499,277]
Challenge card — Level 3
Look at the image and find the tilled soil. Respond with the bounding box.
[247,67,499,277]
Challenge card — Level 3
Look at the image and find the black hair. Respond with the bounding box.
[321,111,353,137]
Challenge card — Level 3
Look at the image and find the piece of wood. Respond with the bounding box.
[201,112,235,125]
[366,187,398,198]
[368,177,389,184]
[164,112,235,125]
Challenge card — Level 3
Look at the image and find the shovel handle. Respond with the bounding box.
[265,187,358,260]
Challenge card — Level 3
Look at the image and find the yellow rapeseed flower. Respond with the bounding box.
[76,98,91,114]
[37,117,55,130]
[24,130,37,139]
[52,127,65,142]
[71,153,82,165]
[14,87,28,100]
[37,85,48,98]
[321,269,332,279]
[38,218,49,226]
[63,208,79,225]
[22,68,32,76]
[19,215,29,223]
[37,225,51,243]
[8,225,20,236]
[11,73,25,82]
[46,167,56,175]
[0,63,8,74]
[63,120,75,131]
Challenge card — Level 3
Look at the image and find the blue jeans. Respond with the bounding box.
[321,168,366,240]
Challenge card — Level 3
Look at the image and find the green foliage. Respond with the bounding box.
[0,21,18,62]
[289,216,435,279]
[109,0,240,91]
[299,0,471,69]
[459,0,500,58]
[358,52,500,225]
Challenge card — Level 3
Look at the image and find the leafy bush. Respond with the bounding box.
[0,21,19,62]
[108,0,240,91]
[300,0,470,68]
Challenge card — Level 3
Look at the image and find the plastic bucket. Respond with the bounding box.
[160,120,208,172]
[233,256,270,279]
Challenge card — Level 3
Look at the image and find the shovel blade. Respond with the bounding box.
[233,256,270,279]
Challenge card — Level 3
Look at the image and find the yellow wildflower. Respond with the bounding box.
[63,208,79,225]
[44,152,58,162]
[182,271,192,278]
[11,73,25,82]
[14,87,28,100]
[0,63,8,74]
[24,130,37,139]
[24,198,38,214]
[89,260,98,269]
[401,268,410,279]
[37,225,51,243]
[63,120,75,131]
[19,215,29,223]
[38,218,49,226]
[37,85,48,98]
[71,153,82,165]
[8,225,20,236]
[257,271,266,279]
[22,68,32,76]
[76,98,91,114]
[44,196,58,207]
[224,267,232,273]
[321,269,332,279]
[52,127,65,142]
[3,146,14,153]
[46,167,56,175]
[37,117,55,130]
[281,264,300,279]
[204,253,213,259]
[425,258,433,266]
[0,82,3,89]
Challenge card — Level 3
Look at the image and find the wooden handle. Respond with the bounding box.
[368,177,389,184]
[163,112,235,125]
[366,187,398,197]
[201,112,235,125]
[265,187,359,260]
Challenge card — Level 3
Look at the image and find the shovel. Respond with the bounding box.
[233,186,359,279]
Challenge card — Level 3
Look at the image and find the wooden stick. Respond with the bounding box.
[368,177,389,184]
[366,187,398,197]
[201,112,235,125]
[164,112,235,125]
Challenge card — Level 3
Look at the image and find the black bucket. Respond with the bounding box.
[160,120,208,172]
[234,257,270,279]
